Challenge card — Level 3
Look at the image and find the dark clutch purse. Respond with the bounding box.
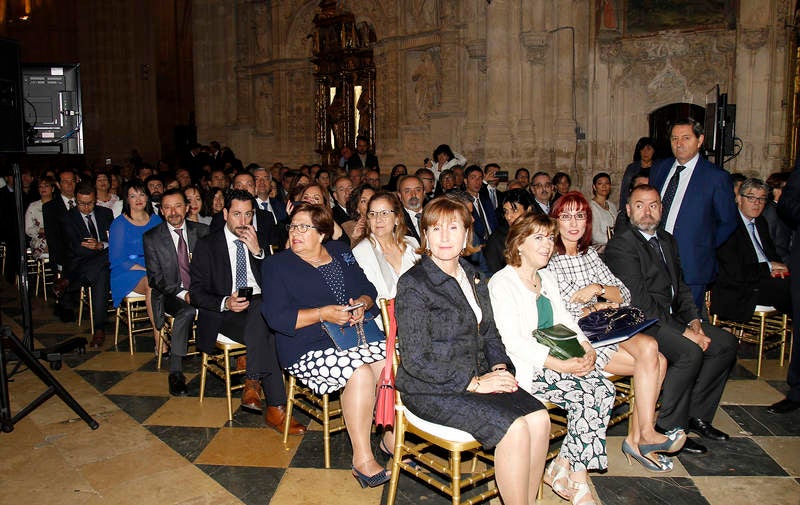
[532,324,586,360]
[321,316,384,352]
[577,307,657,347]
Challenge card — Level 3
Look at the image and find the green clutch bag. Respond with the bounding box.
[532,324,586,360]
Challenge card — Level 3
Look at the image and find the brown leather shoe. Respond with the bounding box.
[91,329,105,348]
[241,379,263,413]
[235,355,246,371]
[265,405,306,435]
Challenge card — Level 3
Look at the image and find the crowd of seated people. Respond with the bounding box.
[3,122,797,505]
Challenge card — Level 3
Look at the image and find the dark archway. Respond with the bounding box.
[649,103,706,160]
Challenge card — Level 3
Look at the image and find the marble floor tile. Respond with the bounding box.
[751,436,800,477]
[289,429,357,470]
[271,467,385,505]
[676,437,787,477]
[106,394,170,423]
[194,427,302,467]
[197,465,284,505]
[721,405,800,437]
[737,357,792,382]
[74,351,154,371]
[591,476,709,505]
[104,370,191,396]
[692,476,800,505]
[143,396,233,427]
[710,407,743,437]
[720,378,785,406]
[75,369,131,393]
[728,362,758,381]
[146,425,219,461]
[185,371,232,398]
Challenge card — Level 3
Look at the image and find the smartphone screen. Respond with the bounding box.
[237,287,253,301]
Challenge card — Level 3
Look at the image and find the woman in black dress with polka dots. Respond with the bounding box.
[261,203,390,489]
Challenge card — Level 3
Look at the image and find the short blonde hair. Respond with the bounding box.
[416,195,481,256]
[504,213,558,267]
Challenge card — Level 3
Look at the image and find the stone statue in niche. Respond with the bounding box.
[411,0,436,29]
[412,51,440,119]
[256,77,274,133]
[356,85,372,139]
[254,2,270,60]
[327,88,347,149]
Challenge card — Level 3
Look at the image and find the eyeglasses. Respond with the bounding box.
[286,223,318,233]
[76,200,94,208]
[532,183,553,189]
[741,194,767,204]
[558,212,587,222]
[367,210,395,219]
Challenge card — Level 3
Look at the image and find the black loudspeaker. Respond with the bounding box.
[0,39,25,153]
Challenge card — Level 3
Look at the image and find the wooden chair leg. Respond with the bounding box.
[127,299,135,355]
[757,314,766,377]
[199,353,208,403]
[77,287,84,327]
[322,393,331,469]
[282,375,296,445]
[88,287,94,335]
[223,348,233,422]
[450,449,462,505]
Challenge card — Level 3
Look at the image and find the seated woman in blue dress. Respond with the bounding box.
[261,202,390,489]
[395,195,550,505]
[109,180,162,350]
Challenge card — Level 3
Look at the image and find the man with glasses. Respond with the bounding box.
[190,189,305,434]
[415,168,436,203]
[332,176,354,225]
[606,184,737,456]
[711,178,791,321]
[530,171,554,215]
[61,182,114,346]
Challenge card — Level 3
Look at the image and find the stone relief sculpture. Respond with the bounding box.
[356,85,372,138]
[254,2,270,60]
[411,0,436,29]
[327,87,347,149]
[256,77,274,133]
[412,51,440,119]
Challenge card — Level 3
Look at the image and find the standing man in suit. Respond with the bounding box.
[606,185,738,455]
[482,163,504,211]
[210,172,276,252]
[649,118,739,312]
[251,166,287,250]
[712,178,791,321]
[464,165,499,245]
[62,182,115,347]
[345,135,380,172]
[190,190,305,434]
[769,167,800,413]
[397,174,424,241]
[143,188,209,396]
[44,169,78,310]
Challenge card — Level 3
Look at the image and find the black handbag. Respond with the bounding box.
[577,307,657,347]
[321,316,384,352]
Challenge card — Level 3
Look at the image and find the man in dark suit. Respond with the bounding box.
[712,178,791,321]
[529,171,552,215]
[143,188,209,396]
[43,169,79,314]
[769,167,800,413]
[62,182,114,347]
[191,189,305,434]
[251,166,287,250]
[482,163,504,211]
[331,176,353,225]
[464,165,499,245]
[649,118,739,311]
[344,135,380,172]
[606,185,738,455]
[397,175,424,241]
[210,172,276,251]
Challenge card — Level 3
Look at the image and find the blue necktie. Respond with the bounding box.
[748,221,769,263]
[660,165,685,224]
[234,239,247,289]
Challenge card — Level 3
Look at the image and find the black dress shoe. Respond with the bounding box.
[767,398,800,414]
[688,418,729,441]
[168,372,189,397]
[681,438,708,455]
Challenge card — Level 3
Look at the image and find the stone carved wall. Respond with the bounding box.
[193,0,790,189]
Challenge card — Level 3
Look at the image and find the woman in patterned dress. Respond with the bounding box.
[548,193,685,473]
[261,202,390,489]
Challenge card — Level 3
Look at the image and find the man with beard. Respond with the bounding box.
[397,175,424,241]
[143,188,209,395]
[605,185,737,456]
[145,175,165,216]
[190,190,305,434]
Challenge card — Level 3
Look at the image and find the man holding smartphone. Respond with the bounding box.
[190,190,305,434]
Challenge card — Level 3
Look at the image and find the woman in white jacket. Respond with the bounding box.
[352,191,420,300]
[488,213,684,505]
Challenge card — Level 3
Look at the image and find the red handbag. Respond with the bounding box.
[374,299,396,428]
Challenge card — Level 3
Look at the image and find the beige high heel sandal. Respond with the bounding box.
[543,458,574,499]
[568,478,598,505]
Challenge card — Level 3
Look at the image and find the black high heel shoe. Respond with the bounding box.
[380,439,418,469]
[351,465,390,488]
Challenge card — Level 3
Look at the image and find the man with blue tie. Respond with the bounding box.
[712,178,791,321]
[649,118,738,312]
[191,190,305,434]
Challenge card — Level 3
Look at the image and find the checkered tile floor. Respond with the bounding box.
[1,284,799,505]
